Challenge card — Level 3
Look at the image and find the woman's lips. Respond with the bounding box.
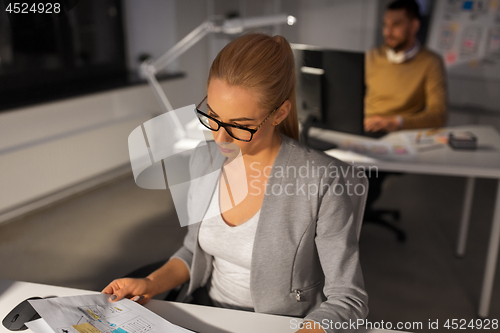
[218,146,235,153]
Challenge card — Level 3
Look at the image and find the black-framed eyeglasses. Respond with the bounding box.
[195,96,285,142]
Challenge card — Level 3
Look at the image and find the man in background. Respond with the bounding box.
[363,0,448,238]
[364,0,448,134]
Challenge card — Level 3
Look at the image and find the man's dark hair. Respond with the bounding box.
[387,0,421,21]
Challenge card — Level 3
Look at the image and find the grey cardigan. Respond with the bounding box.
[170,134,368,333]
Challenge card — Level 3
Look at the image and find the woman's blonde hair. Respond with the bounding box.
[208,33,299,141]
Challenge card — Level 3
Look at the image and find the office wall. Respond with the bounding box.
[177,0,209,101]
[424,0,500,129]
[123,0,178,72]
[206,0,300,65]
[294,0,379,51]
[0,0,209,223]
[204,0,378,58]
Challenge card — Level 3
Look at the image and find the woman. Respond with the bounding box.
[103,33,368,333]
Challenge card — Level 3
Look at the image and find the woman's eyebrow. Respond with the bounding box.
[207,104,255,122]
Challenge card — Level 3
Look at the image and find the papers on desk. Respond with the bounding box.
[399,128,448,145]
[27,294,193,333]
[340,138,417,160]
[311,129,418,161]
[310,127,462,161]
[396,128,449,152]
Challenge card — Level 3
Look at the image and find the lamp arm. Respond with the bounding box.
[151,20,218,73]
[141,20,218,139]
[142,65,173,112]
[141,65,186,139]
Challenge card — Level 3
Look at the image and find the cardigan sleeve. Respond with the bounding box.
[304,161,369,333]
[168,146,200,274]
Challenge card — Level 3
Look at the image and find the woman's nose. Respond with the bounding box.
[214,126,233,143]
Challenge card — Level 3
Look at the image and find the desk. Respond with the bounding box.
[0,280,406,333]
[309,125,500,318]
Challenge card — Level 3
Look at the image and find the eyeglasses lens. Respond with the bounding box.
[197,100,252,141]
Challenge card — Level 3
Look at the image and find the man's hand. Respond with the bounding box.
[364,115,400,132]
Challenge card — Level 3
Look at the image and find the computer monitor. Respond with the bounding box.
[292,44,366,149]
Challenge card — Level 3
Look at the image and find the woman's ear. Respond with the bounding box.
[274,100,291,125]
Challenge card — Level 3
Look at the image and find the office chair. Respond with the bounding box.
[122,162,369,304]
[363,171,406,242]
[364,208,405,241]
[345,130,405,242]
[301,127,405,242]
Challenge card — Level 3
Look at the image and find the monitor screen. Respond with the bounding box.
[292,44,365,137]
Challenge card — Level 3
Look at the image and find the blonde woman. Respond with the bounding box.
[103,33,368,333]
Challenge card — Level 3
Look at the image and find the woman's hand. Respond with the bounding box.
[101,277,160,305]
[102,258,190,306]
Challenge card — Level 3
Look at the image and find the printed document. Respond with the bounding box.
[28,294,193,333]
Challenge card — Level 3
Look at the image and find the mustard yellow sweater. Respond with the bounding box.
[364,45,448,129]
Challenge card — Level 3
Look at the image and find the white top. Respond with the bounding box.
[198,178,260,311]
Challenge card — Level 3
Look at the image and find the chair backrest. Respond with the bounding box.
[340,165,369,240]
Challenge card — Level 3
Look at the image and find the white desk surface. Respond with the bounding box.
[0,280,406,333]
[310,125,500,178]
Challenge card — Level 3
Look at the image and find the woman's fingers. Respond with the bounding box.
[111,284,134,302]
[102,278,152,303]
[101,280,120,295]
[136,296,151,305]
[130,295,151,305]
[101,279,131,302]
